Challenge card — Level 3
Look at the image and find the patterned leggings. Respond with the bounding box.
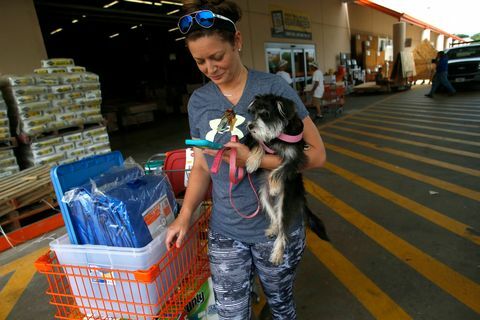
[207,227,306,320]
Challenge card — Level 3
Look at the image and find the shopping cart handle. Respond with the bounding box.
[34,251,54,272]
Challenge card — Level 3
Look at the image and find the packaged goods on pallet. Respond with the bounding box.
[0,58,104,137]
[0,93,19,178]
[17,125,111,168]
[0,150,20,178]
[0,92,11,140]
[0,58,110,170]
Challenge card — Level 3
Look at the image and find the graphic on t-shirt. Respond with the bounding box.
[206,113,245,141]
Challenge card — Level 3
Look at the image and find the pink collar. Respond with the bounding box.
[260,132,303,154]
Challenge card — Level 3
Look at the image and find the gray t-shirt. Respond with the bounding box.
[187,69,309,243]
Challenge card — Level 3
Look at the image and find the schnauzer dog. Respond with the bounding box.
[245,94,309,265]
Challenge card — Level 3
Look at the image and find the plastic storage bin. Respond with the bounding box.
[49,227,173,319]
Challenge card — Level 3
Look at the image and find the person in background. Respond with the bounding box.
[276,59,293,86]
[165,0,326,319]
[309,61,324,120]
[425,51,456,98]
[375,67,385,84]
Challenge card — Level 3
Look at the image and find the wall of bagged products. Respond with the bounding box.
[0,58,111,176]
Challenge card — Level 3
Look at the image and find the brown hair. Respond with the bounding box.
[181,0,242,45]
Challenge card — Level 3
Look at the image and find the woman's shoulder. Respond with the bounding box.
[189,82,216,101]
[250,69,281,82]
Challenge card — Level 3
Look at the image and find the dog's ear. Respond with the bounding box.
[276,97,296,120]
[247,99,256,113]
[276,100,287,119]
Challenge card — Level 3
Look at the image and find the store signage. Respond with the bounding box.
[270,5,312,40]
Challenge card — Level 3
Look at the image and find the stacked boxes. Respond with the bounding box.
[0,58,103,137]
[20,126,111,167]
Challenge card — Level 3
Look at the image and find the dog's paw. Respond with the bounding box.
[269,239,286,265]
[246,156,261,173]
[246,146,263,173]
[265,225,279,237]
[269,252,284,265]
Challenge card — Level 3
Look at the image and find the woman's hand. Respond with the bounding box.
[165,213,191,250]
[202,141,251,168]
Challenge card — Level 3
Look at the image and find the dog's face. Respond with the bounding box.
[247,94,296,142]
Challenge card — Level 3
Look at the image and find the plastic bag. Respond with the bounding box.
[63,158,178,247]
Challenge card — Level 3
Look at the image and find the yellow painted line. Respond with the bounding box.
[0,247,48,319]
[359,112,479,129]
[367,109,480,123]
[327,126,480,159]
[320,131,480,177]
[317,93,401,130]
[376,103,480,114]
[374,105,480,117]
[304,179,480,314]
[306,229,412,320]
[323,142,480,202]
[324,162,480,245]
[340,120,480,147]
[349,115,480,137]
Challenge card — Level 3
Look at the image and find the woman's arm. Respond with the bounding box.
[165,147,211,249]
[215,116,326,171]
[301,116,326,169]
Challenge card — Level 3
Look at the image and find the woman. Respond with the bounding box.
[165,1,326,319]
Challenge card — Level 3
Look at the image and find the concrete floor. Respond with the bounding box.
[1,84,479,319]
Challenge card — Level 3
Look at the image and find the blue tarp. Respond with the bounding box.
[64,166,177,247]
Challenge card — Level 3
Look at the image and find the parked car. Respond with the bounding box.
[445,43,480,85]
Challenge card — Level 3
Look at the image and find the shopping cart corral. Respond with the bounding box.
[35,151,212,320]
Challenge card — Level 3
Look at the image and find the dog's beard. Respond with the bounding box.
[248,118,285,142]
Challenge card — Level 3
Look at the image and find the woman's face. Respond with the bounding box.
[187,33,242,86]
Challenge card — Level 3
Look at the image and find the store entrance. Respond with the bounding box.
[265,43,316,94]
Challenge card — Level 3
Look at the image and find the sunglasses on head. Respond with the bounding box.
[177,10,237,35]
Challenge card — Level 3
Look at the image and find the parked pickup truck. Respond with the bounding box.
[445,43,480,85]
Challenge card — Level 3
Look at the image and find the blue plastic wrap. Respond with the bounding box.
[63,163,178,248]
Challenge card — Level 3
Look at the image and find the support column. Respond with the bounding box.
[421,29,431,42]
[446,37,453,49]
[436,34,445,51]
[393,22,406,59]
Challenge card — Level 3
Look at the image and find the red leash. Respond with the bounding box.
[211,135,260,219]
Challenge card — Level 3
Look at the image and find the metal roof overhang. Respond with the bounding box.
[354,0,464,42]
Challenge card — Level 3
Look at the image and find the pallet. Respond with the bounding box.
[0,165,54,217]
[0,196,58,233]
[0,165,64,252]
[0,213,64,252]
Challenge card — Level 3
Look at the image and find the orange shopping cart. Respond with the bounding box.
[35,150,211,320]
[322,84,345,116]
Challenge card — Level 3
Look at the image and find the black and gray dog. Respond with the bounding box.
[245,94,328,265]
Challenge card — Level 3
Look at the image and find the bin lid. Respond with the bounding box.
[50,151,124,244]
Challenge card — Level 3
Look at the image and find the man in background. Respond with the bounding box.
[310,61,324,120]
[276,60,293,86]
[425,51,456,98]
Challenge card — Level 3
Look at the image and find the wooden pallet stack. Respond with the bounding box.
[0,165,64,252]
